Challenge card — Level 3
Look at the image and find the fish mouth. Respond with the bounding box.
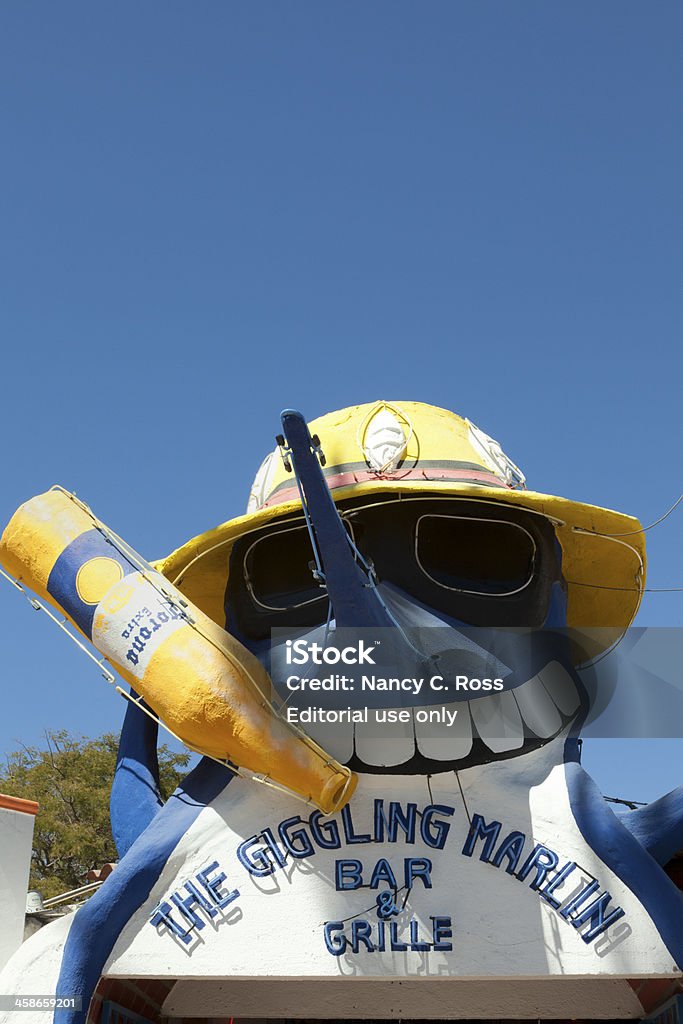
[277,658,581,775]
[266,576,583,775]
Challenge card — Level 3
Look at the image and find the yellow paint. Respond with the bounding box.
[0,489,91,599]
[0,489,356,814]
[143,622,355,810]
[156,401,647,657]
[75,557,124,605]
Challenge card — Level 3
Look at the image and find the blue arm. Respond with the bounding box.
[110,689,164,859]
[614,787,683,866]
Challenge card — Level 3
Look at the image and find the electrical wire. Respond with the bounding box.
[565,581,683,593]
[587,494,683,537]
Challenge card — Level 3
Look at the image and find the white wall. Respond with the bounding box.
[106,742,682,981]
[0,796,38,973]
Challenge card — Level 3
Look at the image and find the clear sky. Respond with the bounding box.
[0,2,680,803]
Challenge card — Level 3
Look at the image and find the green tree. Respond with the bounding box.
[0,729,190,899]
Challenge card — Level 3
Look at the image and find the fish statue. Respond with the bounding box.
[0,400,681,1024]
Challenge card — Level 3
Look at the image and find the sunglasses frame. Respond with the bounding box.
[413,512,538,598]
[242,522,331,613]
[240,497,545,613]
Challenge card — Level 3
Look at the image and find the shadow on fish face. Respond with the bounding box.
[226,495,589,774]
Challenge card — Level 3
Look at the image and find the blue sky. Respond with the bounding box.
[0,2,681,802]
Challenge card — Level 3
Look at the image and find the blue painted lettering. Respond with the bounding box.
[374,800,418,844]
[335,859,363,890]
[341,804,371,844]
[461,813,502,861]
[420,804,455,849]
[278,816,315,859]
[491,831,526,874]
[571,892,625,943]
[150,861,240,944]
[309,810,341,849]
[517,844,559,890]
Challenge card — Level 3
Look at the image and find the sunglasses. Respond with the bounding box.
[226,497,561,639]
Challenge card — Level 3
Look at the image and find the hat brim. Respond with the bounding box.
[156,479,646,658]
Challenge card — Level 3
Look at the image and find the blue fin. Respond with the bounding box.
[110,689,164,858]
[56,757,232,1024]
[613,787,683,866]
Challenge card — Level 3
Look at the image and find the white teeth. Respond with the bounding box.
[414,700,473,760]
[470,690,524,753]
[303,717,355,765]
[288,657,576,768]
[539,660,581,716]
[354,708,416,766]
[513,674,564,738]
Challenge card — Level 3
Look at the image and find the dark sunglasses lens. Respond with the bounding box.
[416,515,535,595]
[245,527,325,610]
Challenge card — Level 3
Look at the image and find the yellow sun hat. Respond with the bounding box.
[157,401,646,652]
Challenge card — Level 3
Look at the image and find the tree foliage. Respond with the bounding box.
[0,729,190,899]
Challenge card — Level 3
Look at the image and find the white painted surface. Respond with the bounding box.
[91,571,186,682]
[362,407,408,472]
[0,913,74,1024]
[1,737,679,1021]
[0,805,37,973]
[164,977,644,1019]
[104,735,682,981]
